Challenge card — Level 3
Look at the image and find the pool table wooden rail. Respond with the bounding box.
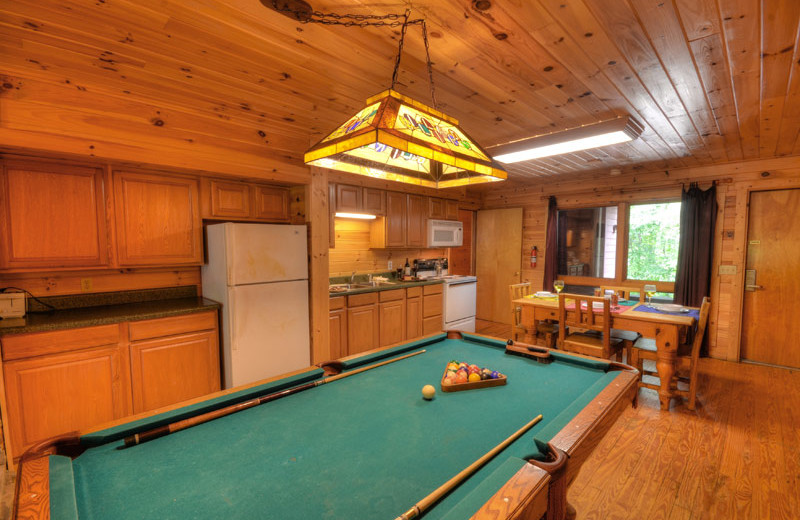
[13,333,638,520]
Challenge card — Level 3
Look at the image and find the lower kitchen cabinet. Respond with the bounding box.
[406,287,423,340]
[0,310,219,464]
[379,289,406,347]
[328,296,347,359]
[1,326,130,462]
[346,292,379,355]
[422,284,444,335]
[128,312,220,414]
[328,284,443,359]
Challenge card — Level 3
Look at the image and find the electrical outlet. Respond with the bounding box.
[81,278,93,292]
[387,260,393,270]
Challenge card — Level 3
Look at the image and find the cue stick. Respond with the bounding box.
[123,349,426,448]
[394,413,544,520]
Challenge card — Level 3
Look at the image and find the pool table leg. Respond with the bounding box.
[529,445,570,520]
[655,326,679,411]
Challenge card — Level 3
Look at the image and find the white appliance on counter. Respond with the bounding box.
[202,223,310,389]
[414,258,477,332]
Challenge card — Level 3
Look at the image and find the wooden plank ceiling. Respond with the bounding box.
[0,0,798,185]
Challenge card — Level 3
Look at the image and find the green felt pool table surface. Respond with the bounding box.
[14,332,638,520]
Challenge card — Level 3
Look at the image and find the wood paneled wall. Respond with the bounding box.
[329,219,447,277]
[481,156,800,361]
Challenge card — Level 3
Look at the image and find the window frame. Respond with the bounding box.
[556,199,680,293]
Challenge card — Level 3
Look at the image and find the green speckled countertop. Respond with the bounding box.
[0,287,220,336]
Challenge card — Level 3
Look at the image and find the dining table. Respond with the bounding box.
[512,294,697,411]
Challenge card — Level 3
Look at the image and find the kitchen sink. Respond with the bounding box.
[329,281,396,292]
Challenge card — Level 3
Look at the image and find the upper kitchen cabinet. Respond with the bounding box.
[0,160,109,270]
[200,178,289,222]
[427,197,459,220]
[334,184,385,216]
[113,171,203,266]
[406,194,425,247]
[370,192,427,249]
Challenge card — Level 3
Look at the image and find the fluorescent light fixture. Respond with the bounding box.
[335,212,377,220]
[490,116,643,164]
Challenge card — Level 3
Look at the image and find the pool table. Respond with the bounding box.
[13,331,637,520]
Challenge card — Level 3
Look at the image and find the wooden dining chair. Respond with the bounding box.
[557,293,623,360]
[599,285,644,363]
[629,297,711,410]
[509,282,532,341]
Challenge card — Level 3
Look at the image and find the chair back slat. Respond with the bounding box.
[558,293,611,335]
[690,297,712,363]
[509,282,532,327]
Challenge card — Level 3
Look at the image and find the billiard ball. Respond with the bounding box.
[422,384,436,400]
[490,371,501,379]
[468,373,481,382]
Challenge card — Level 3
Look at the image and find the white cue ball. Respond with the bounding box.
[422,384,436,400]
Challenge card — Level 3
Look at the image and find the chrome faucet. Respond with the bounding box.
[350,271,356,284]
[368,273,373,283]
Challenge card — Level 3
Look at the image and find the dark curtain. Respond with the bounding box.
[674,183,717,307]
[543,196,558,290]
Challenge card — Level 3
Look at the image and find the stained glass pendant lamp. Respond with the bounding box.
[302,12,507,188]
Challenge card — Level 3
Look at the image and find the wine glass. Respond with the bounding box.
[644,284,657,306]
[553,280,565,294]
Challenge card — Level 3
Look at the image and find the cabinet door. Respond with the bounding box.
[385,191,407,247]
[445,200,460,220]
[406,295,423,340]
[205,179,251,219]
[379,296,406,347]
[3,344,130,458]
[114,171,202,266]
[129,330,220,413]
[347,304,379,355]
[329,308,347,360]
[0,161,109,269]
[336,184,361,213]
[254,185,290,222]
[407,194,426,247]
[362,188,386,215]
[428,197,446,219]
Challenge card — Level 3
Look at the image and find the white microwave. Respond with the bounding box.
[427,219,463,247]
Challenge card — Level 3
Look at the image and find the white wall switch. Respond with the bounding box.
[718,265,737,275]
[388,260,393,270]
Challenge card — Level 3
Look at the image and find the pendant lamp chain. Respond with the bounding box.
[270,2,437,108]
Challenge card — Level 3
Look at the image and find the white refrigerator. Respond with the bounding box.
[202,223,310,389]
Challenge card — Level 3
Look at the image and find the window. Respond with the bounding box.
[556,201,681,287]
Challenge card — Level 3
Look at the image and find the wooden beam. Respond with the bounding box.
[308,166,330,364]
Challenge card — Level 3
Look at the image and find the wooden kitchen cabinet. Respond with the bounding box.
[362,188,386,215]
[379,289,406,347]
[0,160,109,269]
[445,200,459,220]
[406,286,423,340]
[346,292,379,355]
[423,284,444,335]
[203,179,251,219]
[335,184,361,213]
[1,325,130,461]
[329,296,347,359]
[113,171,203,266]
[253,185,290,221]
[128,311,220,414]
[406,194,426,247]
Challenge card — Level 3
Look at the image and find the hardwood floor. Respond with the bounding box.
[1,323,797,519]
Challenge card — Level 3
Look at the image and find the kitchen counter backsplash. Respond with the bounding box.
[26,286,199,312]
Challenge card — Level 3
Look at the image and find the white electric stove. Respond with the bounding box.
[414,259,477,332]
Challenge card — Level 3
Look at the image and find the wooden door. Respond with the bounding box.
[475,208,523,324]
[449,209,474,275]
[741,189,800,368]
[113,171,202,266]
[0,160,109,269]
[379,299,406,347]
[347,304,379,355]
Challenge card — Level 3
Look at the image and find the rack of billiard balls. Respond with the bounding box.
[440,361,506,392]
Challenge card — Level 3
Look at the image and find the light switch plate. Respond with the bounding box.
[0,293,26,318]
[719,265,737,275]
